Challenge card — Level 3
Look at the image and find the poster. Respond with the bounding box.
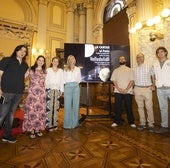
[64,43,130,82]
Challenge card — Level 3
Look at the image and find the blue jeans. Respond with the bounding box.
[157,88,170,127]
[64,82,80,129]
[0,93,22,138]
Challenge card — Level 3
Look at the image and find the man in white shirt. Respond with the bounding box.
[133,53,155,132]
[153,46,170,134]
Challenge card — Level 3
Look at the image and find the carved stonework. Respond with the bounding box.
[65,0,77,12]
[38,0,49,6]
[0,21,34,44]
[85,0,94,9]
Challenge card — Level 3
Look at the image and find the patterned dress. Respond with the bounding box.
[22,69,46,132]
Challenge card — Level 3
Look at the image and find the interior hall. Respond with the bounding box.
[0,0,170,167]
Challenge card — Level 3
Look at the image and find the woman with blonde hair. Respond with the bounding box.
[63,55,81,129]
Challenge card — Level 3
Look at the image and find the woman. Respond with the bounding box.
[63,55,81,129]
[45,57,64,131]
[22,55,46,138]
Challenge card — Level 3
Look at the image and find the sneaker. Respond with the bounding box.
[155,127,169,134]
[30,133,36,139]
[130,124,136,128]
[149,127,154,133]
[54,127,58,131]
[49,128,54,132]
[111,123,118,127]
[36,131,43,137]
[2,136,17,143]
[137,125,146,130]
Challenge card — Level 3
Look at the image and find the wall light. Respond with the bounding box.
[161,8,170,18]
[129,8,170,35]
[146,19,154,26]
[32,48,46,59]
[149,32,164,41]
[135,22,142,30]
[129,27,136,34]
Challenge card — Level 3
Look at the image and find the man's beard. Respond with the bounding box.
[119,62,126,65]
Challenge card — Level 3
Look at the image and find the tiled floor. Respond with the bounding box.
[0,106,170,168]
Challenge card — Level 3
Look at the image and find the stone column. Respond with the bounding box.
[86,0,94,43]
[93,24,103,44]
[36,0,48,50]
[78,4,86,43]
[126,1,138,67]
[66,1,75,43]
[137,0,153,22]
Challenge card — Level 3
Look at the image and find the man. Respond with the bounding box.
[110,56,136,128]
[133,53,155,132]
[0,45,29,143]
[153,46,170,134]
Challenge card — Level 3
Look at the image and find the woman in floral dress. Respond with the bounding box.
[22,55,46,138]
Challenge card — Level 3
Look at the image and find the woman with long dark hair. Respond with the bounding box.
[23,55,47,139]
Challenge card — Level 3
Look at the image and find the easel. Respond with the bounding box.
[79,81,114,123]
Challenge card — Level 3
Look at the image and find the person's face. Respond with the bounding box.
[69,56,76,65]
[16,47,27,59]
[37,57,45,67]
[157,49,167,59]
[119,56,126,65]
[52,58,59,67]
[136,54,144,64]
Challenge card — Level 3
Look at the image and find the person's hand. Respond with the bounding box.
[117,88,124,94]
[150,85,155,91]
[0,88,2,97]
[122,88,128,94]
[60,92,64,98]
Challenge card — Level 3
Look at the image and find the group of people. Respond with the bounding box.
[0,45,169,143]
[0,45,81,143]
[111,46,170,134]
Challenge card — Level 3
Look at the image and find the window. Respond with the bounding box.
[104,0,127,23]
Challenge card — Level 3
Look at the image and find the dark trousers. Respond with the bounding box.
[114,93,135,125]
[0,93,22,138]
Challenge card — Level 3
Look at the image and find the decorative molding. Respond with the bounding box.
[49,2,65,30]
[0,20,35,44]
[65,0,77,12]
[38,0,49,6]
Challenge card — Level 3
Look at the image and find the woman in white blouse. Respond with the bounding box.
[63,55,81,129]
[45,57,64,131]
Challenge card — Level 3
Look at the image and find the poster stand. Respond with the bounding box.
[79,81,114,123]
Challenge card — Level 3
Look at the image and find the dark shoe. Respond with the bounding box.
[155,127,169,134]
[137,125,146,130]
[149,127,154,133]
[2,136,17,143]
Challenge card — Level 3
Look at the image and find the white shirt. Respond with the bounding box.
[63,66,81,84]
[45,68,64,92]
[153,59,170,88]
